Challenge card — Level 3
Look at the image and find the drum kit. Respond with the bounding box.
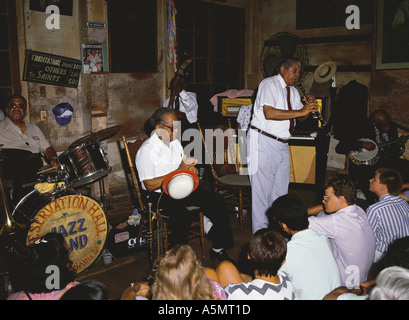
[0,125,122,275]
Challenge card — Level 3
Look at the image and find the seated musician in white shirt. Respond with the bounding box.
[135,107,234,261]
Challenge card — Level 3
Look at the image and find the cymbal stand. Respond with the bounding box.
[98,177,107,209]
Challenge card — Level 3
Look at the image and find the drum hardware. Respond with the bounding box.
[70,125,122,148]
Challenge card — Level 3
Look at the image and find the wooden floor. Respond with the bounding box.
[76,181,323,300]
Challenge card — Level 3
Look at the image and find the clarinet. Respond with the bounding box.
[296,80,326,127]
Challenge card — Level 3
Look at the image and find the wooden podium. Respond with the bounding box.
[289,144,316,184]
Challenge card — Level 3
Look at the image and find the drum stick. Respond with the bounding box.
[37,166,55,174]
[45,115,52,145]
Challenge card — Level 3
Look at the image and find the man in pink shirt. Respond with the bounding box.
[308,176,376,287]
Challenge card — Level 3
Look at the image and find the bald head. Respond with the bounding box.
[370,109,391,132]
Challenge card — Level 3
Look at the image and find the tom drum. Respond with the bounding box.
[58,141,111,188]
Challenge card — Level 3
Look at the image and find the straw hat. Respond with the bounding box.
[313,61,337,83]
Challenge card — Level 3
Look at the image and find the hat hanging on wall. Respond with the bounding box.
[52,102,73,126]
[313,61,337,83]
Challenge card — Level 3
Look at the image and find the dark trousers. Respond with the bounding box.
[143,186,234,250]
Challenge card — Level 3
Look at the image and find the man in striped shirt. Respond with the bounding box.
[367,168,409,263]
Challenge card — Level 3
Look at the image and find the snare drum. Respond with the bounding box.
[58,141,111,188]
[12,189,108,273]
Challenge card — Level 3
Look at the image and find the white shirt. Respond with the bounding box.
[163,90,198,123]
[0,117,50,154]
[308,205,376,286]
[135,132,184,193]
[279,229,341,300]
[251,74,303,140]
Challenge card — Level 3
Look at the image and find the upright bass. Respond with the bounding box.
[167,53,193,121]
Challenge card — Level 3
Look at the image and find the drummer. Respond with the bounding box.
[0,95,59,205]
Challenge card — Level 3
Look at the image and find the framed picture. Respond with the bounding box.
[81,44,109,74]
[376,0,409,69]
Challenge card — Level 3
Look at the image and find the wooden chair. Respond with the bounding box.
[197,122,251,232]
[122,136,206,258]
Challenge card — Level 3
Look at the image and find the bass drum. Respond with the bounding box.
[12,189,108,274]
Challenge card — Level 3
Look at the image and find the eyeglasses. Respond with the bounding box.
[8,103,26,110]
[323,195,333,201]
[160,123,174,132]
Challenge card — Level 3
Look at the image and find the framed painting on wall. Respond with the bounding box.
[376,0,409,69]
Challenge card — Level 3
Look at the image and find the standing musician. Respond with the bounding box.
[247,58,319,234]
[0,94,58,207]
[336,109,409,204]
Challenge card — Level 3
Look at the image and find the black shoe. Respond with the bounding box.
[209,248,232,262]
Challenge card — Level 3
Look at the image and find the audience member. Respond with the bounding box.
[308,176,376,286]
[8,232,78,300]
[367,168,409,263]
[400,182,409,201]
[368,266,409,300]
[207,229,295,300]
[151,244,225,300]
[267,194,341,299]
[61,279,109,300]
[120,282,151,300]
[324,236,409,300]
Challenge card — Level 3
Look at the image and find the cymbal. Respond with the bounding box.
[70,125,122,147]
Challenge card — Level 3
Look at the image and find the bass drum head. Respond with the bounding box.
[13,190,108,274]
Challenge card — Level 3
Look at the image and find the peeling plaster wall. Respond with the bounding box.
[16,0,167,194]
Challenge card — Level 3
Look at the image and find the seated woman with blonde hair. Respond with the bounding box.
[152,244,226,300]
[121,244,225,300]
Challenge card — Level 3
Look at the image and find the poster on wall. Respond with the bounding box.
[81,44,109,74]
[30,0,73,16]
[23,50,82,88]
